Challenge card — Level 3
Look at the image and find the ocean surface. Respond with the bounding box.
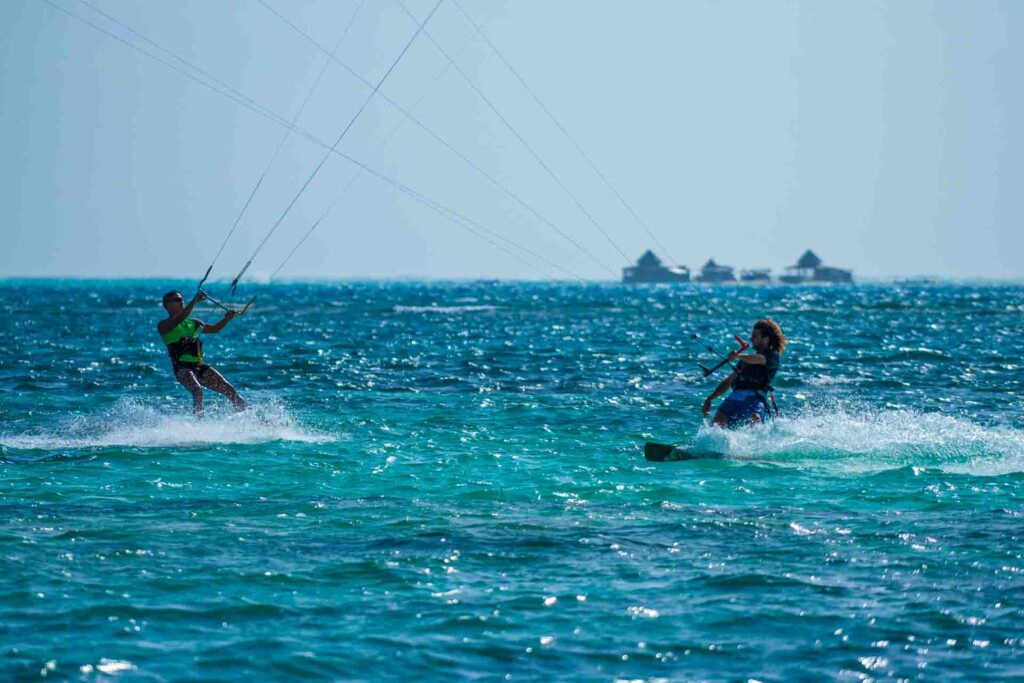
[2,279,1022,682]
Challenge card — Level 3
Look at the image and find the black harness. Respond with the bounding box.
[732,364,773,392]
[166,336,203,365]
[731,352,780,417]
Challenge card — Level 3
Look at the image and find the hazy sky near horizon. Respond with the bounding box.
[2,0,1021,281]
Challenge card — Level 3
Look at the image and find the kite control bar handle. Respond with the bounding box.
[200,289,256,317]
[694,333,751,378]
[196,265,212,295]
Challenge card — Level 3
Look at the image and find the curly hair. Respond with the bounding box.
[754,319,787,354]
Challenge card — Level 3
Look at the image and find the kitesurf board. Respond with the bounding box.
[644,442,725,462]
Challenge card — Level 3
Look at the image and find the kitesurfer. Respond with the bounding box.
[158,290,247,417]
[702,319,786,427]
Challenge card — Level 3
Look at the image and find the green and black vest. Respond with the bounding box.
[161,318,203,365]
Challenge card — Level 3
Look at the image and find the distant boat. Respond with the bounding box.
[894,276,939,285]
[739,268,771,283]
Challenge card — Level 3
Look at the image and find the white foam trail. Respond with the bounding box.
[1,398,332,451]
[691,404,1024,475]
[392,304,497,314]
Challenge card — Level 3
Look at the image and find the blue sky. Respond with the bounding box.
[1,0,1021,280]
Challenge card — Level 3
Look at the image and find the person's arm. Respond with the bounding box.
[157,292,205,334]
[201,310,237,334]
[703,370,737,415]
[728,350,766,365]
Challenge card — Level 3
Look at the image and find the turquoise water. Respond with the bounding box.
[2,280,1023,681]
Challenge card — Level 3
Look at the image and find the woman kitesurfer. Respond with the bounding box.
[702,319,786,428]
[158,290,247,417]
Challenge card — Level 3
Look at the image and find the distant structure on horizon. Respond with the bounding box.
[696,259,735,283]
[739,268,772,283]
[779,250,853,284]
[622,250,690,283]
[621,248,853,284]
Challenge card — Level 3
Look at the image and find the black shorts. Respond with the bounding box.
[173,362,212,380]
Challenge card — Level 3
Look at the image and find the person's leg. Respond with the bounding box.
[750,396,771,426]
[197,366,247,411]
[712,407,730,427]
[174,366,205,418]
[714,392,760,429]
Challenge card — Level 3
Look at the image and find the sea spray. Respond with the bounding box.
[691,402,1024,475]
[1,396,332,453]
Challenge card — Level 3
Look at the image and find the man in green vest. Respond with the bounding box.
[158,290,247,417]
